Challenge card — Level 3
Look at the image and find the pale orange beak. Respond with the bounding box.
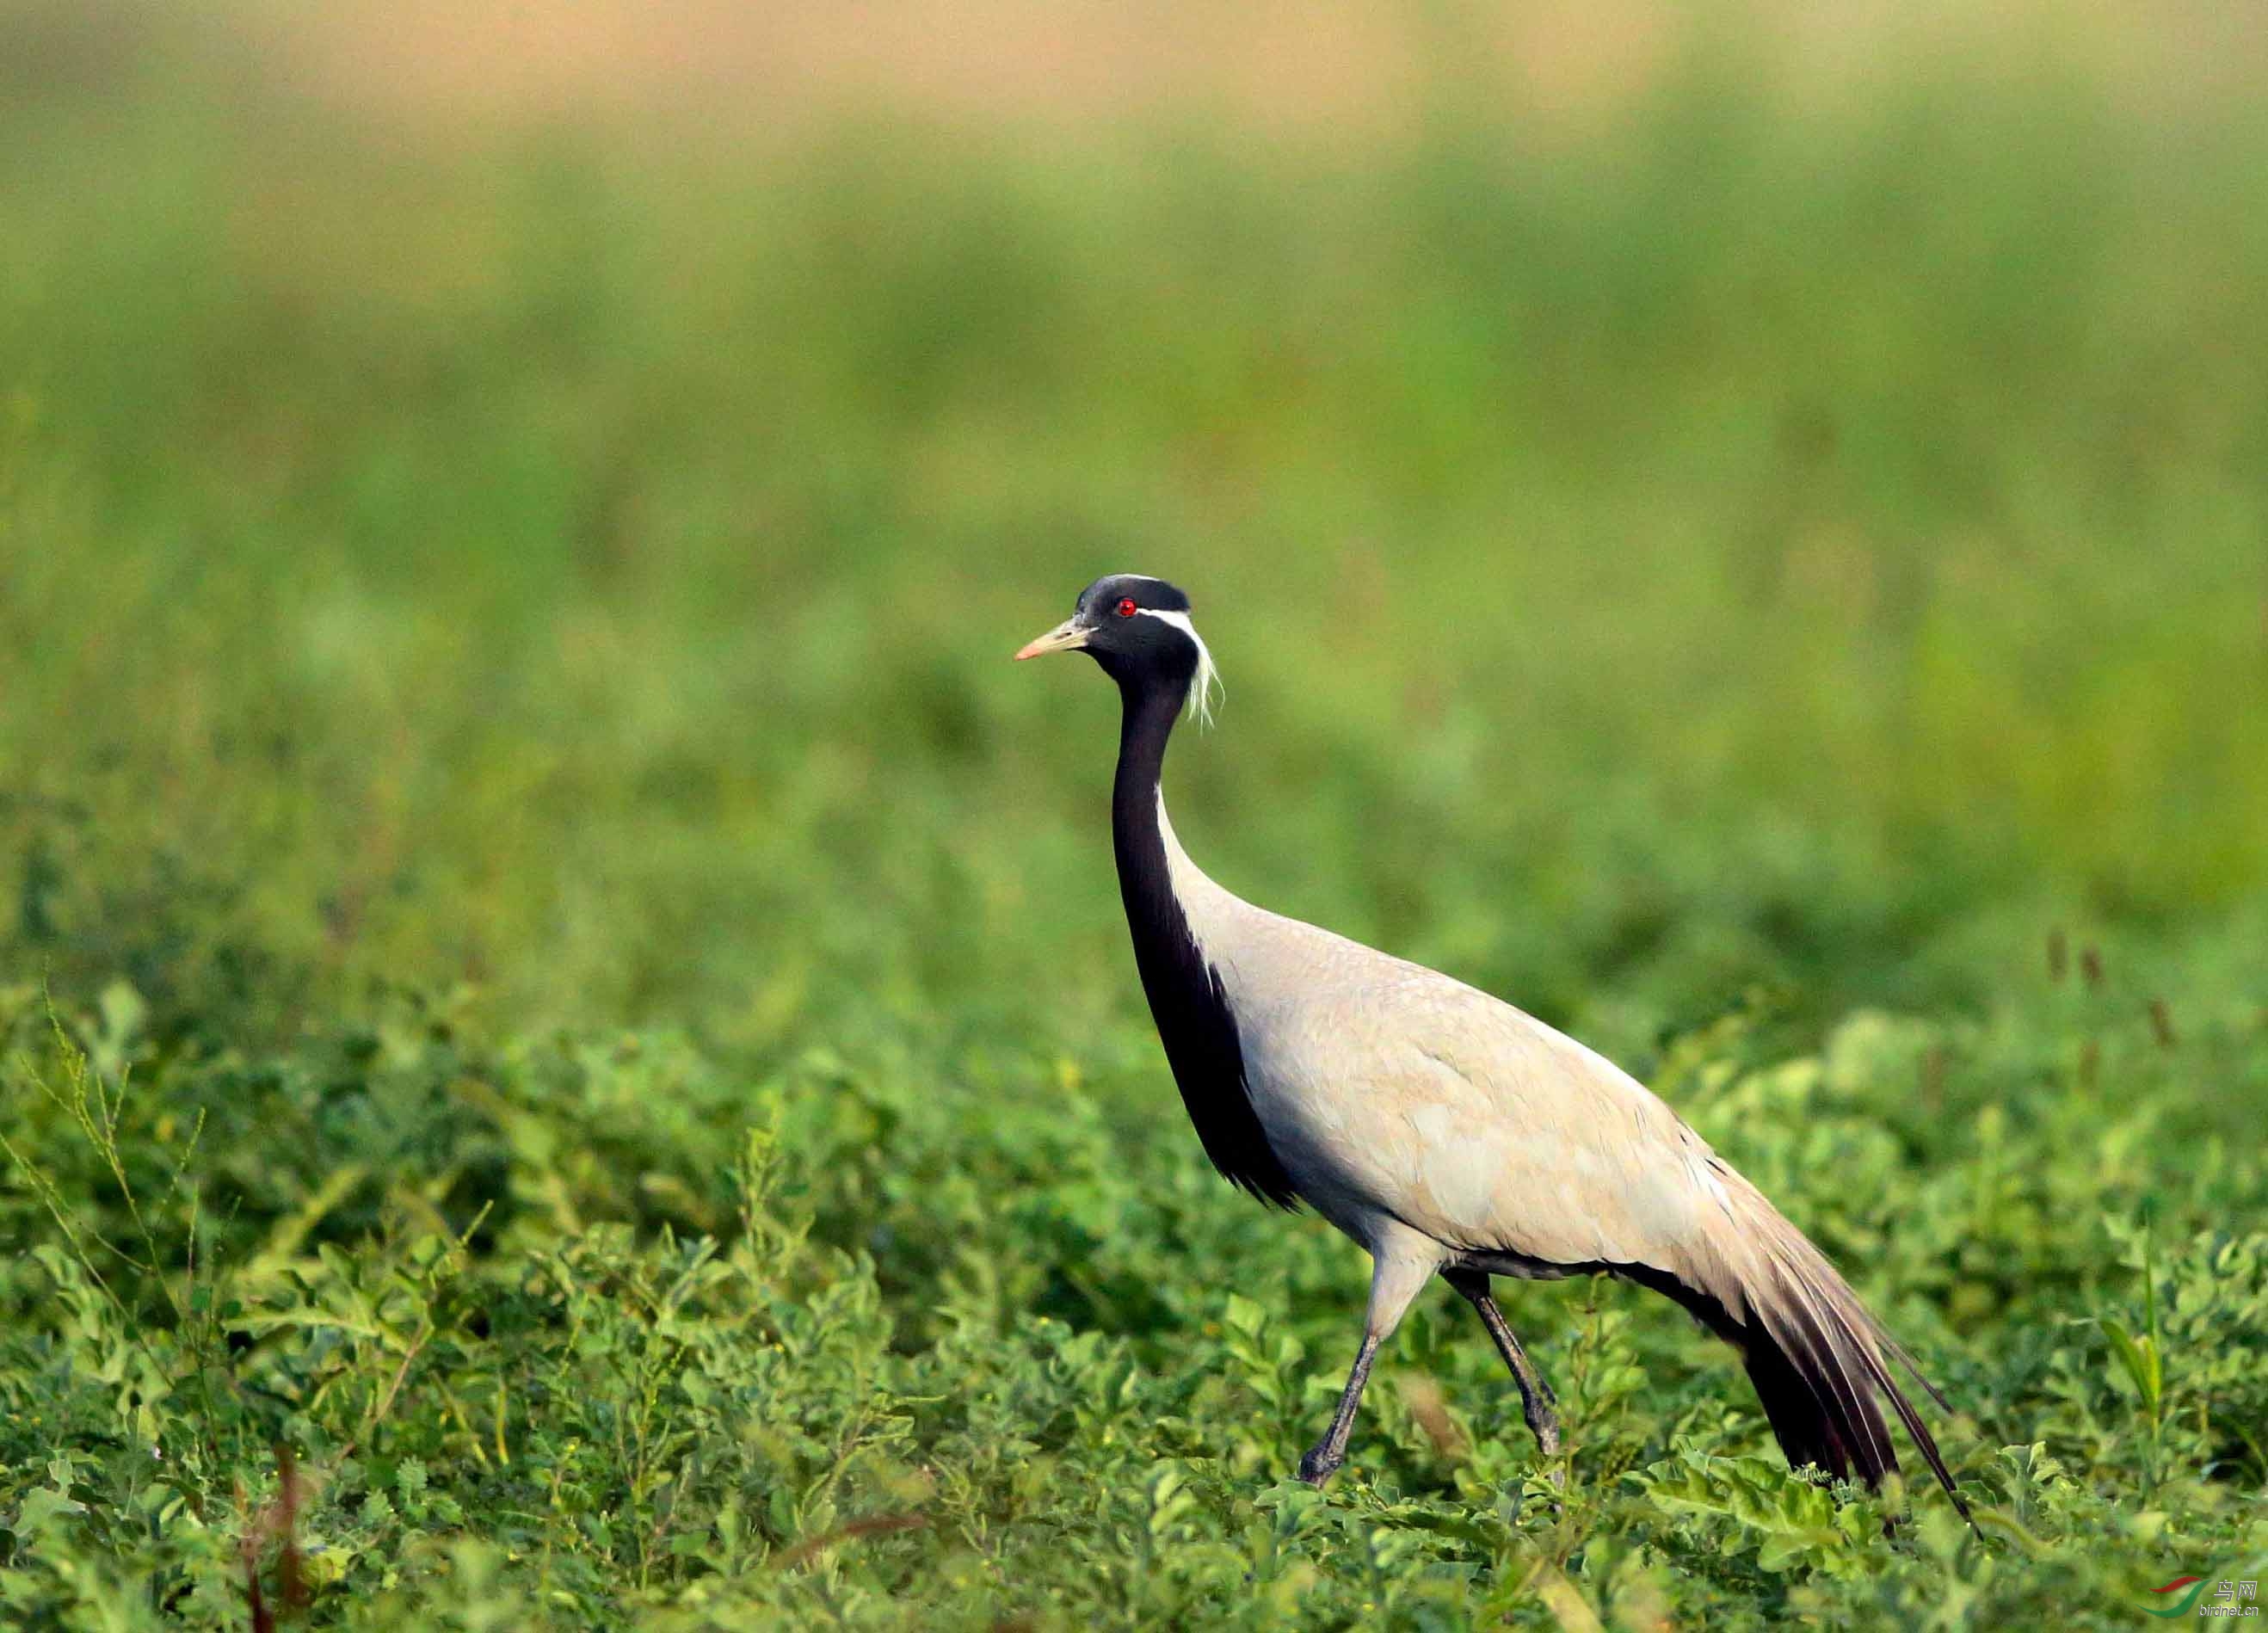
[1014,618,1088,661]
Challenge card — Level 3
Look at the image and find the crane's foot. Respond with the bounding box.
[1296,1443,1344,1486]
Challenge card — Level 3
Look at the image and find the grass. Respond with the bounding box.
[3,9,2267,1627]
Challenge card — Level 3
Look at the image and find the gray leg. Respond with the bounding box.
[1297,1332,1381,1485]
[1297,1245,1438,1487]
[1444,1269,1560,1457]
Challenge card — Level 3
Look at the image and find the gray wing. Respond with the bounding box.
[1211,912,1747,1297]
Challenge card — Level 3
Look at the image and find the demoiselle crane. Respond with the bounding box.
[1016,573,1968,1518]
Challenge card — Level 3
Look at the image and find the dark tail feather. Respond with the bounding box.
[1621,1239,1971,1525]
[1742,1269,1973,1525]
[1821,1297,1970,1521]
[1742,1334,1852,1480]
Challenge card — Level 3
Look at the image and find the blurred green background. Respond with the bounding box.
[3,2,2266,1624]
[3,1,2263,1075]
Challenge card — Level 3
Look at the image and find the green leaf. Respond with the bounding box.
[10,1488,89,1537]
[1223,1294,1267,1339]
[2099,1318,2162,1414]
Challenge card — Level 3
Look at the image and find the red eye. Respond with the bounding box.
[1115,597,1138,618]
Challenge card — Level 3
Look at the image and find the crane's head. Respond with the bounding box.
[1014,574,1221,725]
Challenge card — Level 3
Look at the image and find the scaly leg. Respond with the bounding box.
[1444,1268,1560,1457]
[1296,1243,1438,1486]
[1297,1332,1379,1485]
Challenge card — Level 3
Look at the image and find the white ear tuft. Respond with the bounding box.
[1137,607,1223,728]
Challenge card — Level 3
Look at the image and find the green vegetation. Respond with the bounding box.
[3,10,2265,1627]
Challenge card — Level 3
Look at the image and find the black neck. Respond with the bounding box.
[1109,680,1182,885]
[1107,672,1299,1208]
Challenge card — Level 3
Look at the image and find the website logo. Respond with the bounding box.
[2146,1577,2260,1620]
